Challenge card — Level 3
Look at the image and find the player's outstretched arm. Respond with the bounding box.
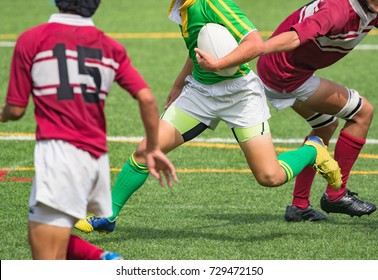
[263,30,300,55]
[0,103,26,123]
[136,88,178,187]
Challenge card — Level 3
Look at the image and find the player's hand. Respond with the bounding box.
[194,47,220,72]
[0,104,26,122]
[145,149,178,187]
[0,104,5,122]
[164,87,182,110]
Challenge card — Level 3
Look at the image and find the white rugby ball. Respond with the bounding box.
[197,23,239,76]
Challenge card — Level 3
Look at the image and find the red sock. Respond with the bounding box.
[292,166,317,208]
[325,130,365,201]
[67,234,104,260]
[291,136,323,209]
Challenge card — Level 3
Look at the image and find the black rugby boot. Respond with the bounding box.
[320,190,376,217]
[284,205,326,222]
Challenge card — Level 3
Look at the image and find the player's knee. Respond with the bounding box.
[335,89,373,122]
[349,98,374,128]
[361,99,374,122]
[254,172,282,187]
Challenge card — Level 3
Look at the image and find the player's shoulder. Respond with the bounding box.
[15,23,49,50]
[95,32,130,65]
[321,0,350,13]
[102,33,124,49]
[17,23,49,41]
[318,0,350,24]
[100,33,127,56]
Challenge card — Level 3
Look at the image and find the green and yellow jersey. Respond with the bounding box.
[168,0,256,84]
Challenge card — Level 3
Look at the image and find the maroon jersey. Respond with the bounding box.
[6,14,148,157]
[257,0,378,92]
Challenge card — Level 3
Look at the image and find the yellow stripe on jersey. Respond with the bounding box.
[216,0,252,32]
[168,0,175,15]
[237,68,247,76]
[181,10,189,37]
[207,0,250,40]
[168,1,197,38]
[168,0,197,14]
[180,0,197,38]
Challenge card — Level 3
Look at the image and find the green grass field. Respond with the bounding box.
[1,0,378,260]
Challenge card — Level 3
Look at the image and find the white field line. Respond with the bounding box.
[1,40,378,49]
[355,44,378,50]
[0,41,15,47]
[1,134,378,144]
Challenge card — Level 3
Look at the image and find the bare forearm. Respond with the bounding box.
[217,30,265,69]
[137,89,160,151]
[195,30,265,73]
[263,31,300,55]
[172,56,193,90]
[0,103,26,122]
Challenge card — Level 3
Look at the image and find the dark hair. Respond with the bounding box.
[358,0,374,13]
[55,0,101,17]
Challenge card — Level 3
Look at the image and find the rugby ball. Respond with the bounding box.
[197,23,239,76]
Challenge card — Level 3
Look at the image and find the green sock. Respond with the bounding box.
[108,154,149,221]
[277,145,316,182]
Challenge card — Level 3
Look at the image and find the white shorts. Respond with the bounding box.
[29,203,77,228]
[264,76,321,110]
[28,140,112,226]
[170,71,271,129]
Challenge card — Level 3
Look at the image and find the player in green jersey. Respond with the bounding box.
[74,0,341,234]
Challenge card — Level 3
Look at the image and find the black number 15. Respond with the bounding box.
[53,43,102,103]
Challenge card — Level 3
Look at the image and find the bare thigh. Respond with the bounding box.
[28,221,72,260]
[294,78,349,115]
[294,78,373,138]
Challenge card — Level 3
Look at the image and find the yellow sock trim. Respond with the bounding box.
[279,160,294,182]
[130,153,149,172]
